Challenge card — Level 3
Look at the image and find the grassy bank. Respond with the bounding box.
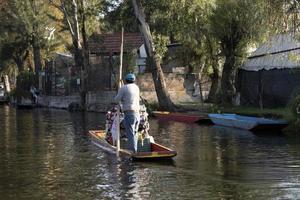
[150,101,298,133]
[213,106,291,120]
[178,102,299,133]
[177,102,290,119]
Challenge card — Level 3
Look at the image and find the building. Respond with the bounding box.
[88,32,145,91]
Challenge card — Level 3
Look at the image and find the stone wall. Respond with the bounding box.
[38,73,210,112]
[137,73,206,103]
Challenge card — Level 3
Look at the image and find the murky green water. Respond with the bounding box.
[1,105,300,199]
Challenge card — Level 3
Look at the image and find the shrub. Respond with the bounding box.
[16,71,37,99]
[289,94,300,130]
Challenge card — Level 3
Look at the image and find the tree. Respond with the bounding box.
[210,0,267,105]
[264,0,300,33]
[0,2,31,72]
[50,0,106,108]
[0,0,60,74]
[146,0,221,102]
[131,0,175,111]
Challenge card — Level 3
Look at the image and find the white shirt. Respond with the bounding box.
[114,83,140,112]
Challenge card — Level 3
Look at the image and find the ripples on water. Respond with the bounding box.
[0,105,300,199]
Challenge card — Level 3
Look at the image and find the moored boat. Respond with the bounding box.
[153,111,212,124]
[89,130,177,160]
[0,97,7,104]
[208,113,288,131]
[16,98,37,109]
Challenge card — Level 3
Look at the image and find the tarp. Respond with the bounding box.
[238,68,300,107]
[238,33,300,107]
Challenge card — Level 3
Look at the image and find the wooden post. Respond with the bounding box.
[116,28,124,156]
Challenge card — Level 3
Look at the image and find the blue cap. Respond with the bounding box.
[125,73,136,82]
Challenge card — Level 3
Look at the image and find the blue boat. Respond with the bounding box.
[208,114,288,131]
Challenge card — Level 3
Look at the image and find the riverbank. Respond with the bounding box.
[13,94,298,132]
[176,102,291,119]
[175,102,297,133]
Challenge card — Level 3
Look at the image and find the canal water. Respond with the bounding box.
[1,105,300,199]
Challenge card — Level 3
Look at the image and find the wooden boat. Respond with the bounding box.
[89,130,177,160]
[16,98,37,109]
[0,97,7,104]
[208,113,288,131]
[17,102,37,109]
[153,111,212,124]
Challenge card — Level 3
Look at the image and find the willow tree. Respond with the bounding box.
[264,0,300,32]
[141,0,221,102]
[210,0,267,105]
[131,0,175,111]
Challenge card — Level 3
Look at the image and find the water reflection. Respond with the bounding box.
[1,106,300,199]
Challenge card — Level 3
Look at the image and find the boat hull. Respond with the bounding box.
[153,111,211,124]
[208,114,288,131]
[0,96,8,104]
[89,130,177,160]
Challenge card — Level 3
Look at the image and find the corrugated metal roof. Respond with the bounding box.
[88,32,143,54]
[242,33,300,71]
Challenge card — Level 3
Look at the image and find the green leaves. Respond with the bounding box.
[0,0,60,71]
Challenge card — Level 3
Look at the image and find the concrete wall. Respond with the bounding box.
[38,91,116,112]
[38,95,81,109]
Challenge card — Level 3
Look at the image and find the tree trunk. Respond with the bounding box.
[131,0,175,111]
[206,37,220,103]
[220,54,236,105]
[32,36,42,74]
[80,0,89,110]
[71,0,86,109]
[58,0,86,109]
[207,59,220,102]
[33,44,42,74]
[14,58,25,72]
[31,1,42,76]
[13,50,29,72]
[151,58,175,111]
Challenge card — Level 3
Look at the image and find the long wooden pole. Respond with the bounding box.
[119,28,124,89]
[116,28,124,156]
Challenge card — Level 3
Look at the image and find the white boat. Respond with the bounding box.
[208,113,288,131]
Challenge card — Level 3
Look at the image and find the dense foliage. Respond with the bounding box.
[289,94,300,130]
[0,0,300,109]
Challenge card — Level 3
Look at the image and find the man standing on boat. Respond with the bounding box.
[114,73,140,153]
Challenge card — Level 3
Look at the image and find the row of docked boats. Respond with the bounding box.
[153,111,288,132]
